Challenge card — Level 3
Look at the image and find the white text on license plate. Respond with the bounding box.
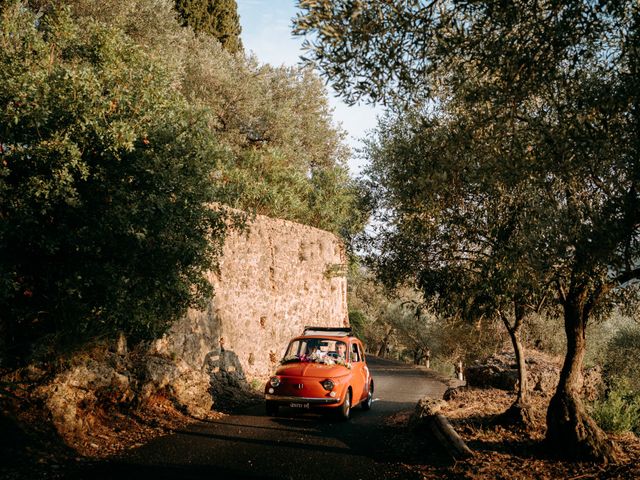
[289,402,310,409]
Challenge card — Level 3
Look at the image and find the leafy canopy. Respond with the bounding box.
[297,0,639,460]
[0,3,227,361]
[64,0,363,238]
[298,0,640,323]
[1,0,366,364]
[174,0,243,53]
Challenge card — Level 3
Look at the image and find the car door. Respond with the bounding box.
[357,341,371,400]
[350,341,367,403]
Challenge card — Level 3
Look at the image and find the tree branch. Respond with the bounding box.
[556,279,567,304]
[613,267,640,286]
[497,308,514,334]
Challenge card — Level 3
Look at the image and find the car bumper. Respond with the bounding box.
[264,394,341,404]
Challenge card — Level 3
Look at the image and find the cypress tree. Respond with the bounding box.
[174,0,243,53]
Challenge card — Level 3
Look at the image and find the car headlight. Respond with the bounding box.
[269,376,281,388]
[321,379,334,391]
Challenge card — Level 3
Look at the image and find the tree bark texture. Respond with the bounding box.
[497,306,533,427]
[545,288,619,462]
[502,306,529,405]
[427,414,474,460]
[377,326,393,357]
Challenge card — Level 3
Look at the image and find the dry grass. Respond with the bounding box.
[66,393,225,458]
[403,388,640,479]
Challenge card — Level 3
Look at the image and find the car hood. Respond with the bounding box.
[275,362,351,378]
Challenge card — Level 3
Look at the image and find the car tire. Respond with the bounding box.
[265,401,279,416]
[361,382,373,411]
[339,389,351,420]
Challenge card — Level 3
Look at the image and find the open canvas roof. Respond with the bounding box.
[302,326,352,337]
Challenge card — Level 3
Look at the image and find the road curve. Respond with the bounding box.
[81,356,448,480]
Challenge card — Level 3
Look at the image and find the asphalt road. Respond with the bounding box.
[78,357,448,480]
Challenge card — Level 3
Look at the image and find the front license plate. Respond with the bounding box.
[289,402,310,409]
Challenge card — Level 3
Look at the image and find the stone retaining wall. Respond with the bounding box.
[36,213,349,439]
[147,213,349,410]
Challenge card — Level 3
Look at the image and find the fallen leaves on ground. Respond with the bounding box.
[0,388,225,479]
[396,387,640,479]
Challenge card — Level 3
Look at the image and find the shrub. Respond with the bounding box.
[584,311,636,369]
[601,325,640,393]
[521,312,566,356]
[590,378,640,434]
[348,310,367,340]
[0,4,227,364]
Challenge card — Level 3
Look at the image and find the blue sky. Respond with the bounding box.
[236,0,380,175]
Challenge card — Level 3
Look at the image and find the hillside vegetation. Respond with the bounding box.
[299,0,640,463]
[0,0,362,366]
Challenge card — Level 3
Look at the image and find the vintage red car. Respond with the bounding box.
[264,326,374,420]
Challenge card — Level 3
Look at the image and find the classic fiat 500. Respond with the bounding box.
[264,326,374,420]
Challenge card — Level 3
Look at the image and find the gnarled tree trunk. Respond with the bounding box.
[545,287,619,462]
[377,325,393,357]
[497,303,533,427]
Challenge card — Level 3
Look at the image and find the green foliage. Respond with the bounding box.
[216,145,362,237]
[521,313,566,357]
[181,57,364,237]
[295,1,638,108]
[591,378,640,435]
[590,322,640,434]
[249,378,262,392]
[0,3,227,362]
[347,309,366,340]
[601,324,640,393]
[0,0,365,366]
[321,0,639,360]
[67,0,365,238]
[347,266,505,367]
[583,312,637,370]
[50,0,362,237]
[303,0,640,294]
[175,0,242,53]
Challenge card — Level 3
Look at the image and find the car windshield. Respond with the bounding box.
[282,338,350,366]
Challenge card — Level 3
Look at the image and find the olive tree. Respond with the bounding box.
[174,0,243,53]
[0,3,228,363]
[295,0,640,461]
[41,0,364,237]
[363,107,550,426]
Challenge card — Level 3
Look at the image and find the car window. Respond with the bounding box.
[283,338,350,364]
[284,339,307,358]
[351,343,361,362]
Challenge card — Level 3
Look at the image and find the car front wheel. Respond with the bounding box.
[339,389,351,420]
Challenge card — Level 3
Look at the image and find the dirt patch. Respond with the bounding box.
[399,388,640,479]
[0,385,224,479]
[68,393,225,458]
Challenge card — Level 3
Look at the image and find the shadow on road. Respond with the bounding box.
[68,357,451,480]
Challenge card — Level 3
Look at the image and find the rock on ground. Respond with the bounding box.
[465,349,602,399]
